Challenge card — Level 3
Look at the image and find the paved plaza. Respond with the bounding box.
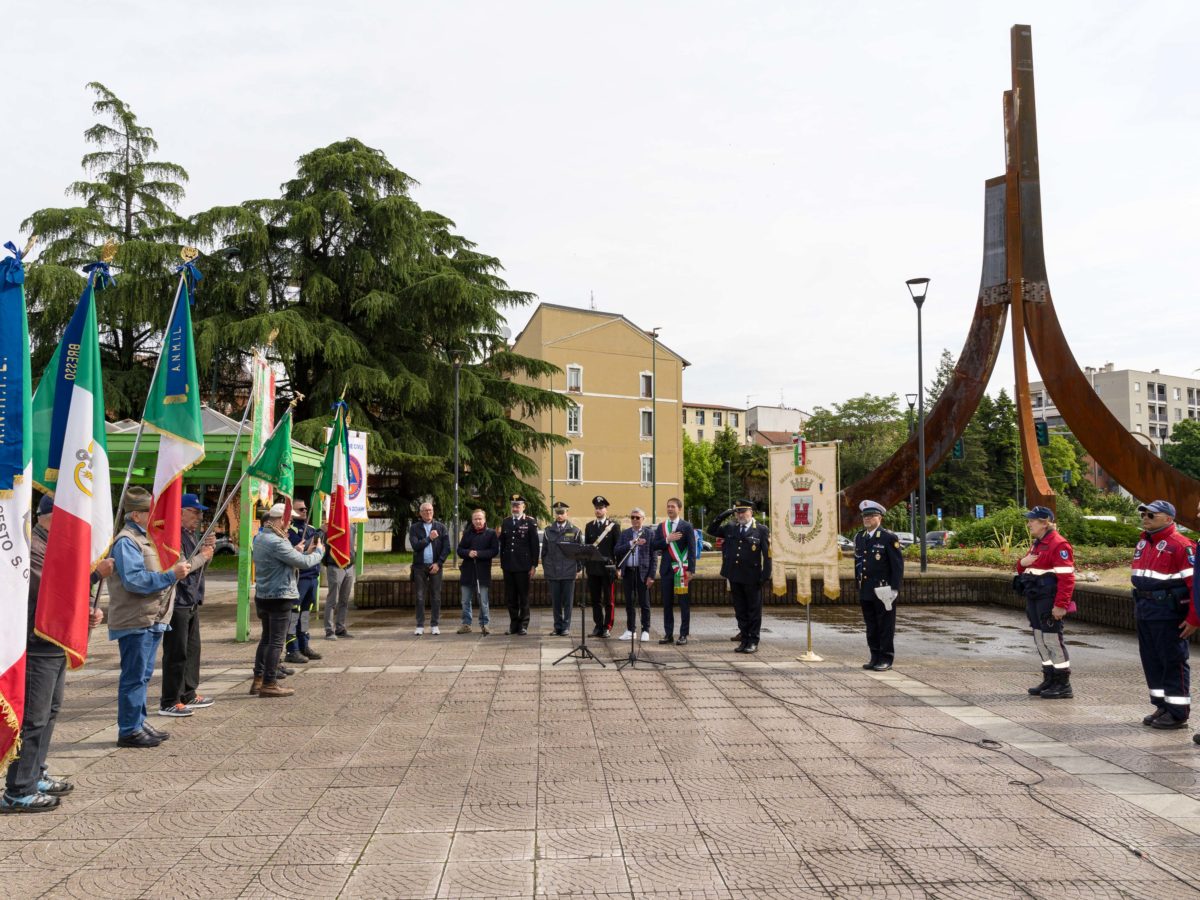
[4,587,1200,899]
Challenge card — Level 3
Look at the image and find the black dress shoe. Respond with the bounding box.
[142,723,170,741]
[658,637,675,645]
[278,665,295,676]
[743,642,758,654]
[117,730,162,748]
[734,643,748,653]
[675,637,688,646]
[519,629,528,635]
[871,661,893,671]
[1143,708,1167,726]
[862,661,879,670]
[1151,714,1189,730]
[1192,732,1200,746]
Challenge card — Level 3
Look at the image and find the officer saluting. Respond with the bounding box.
[706,498,771,654]
[854,500,904,671]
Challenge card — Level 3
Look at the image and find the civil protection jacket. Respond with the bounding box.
[1015,528,1076,610]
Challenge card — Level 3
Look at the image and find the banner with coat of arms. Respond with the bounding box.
[347,429,368,522]
[769,442,839,604]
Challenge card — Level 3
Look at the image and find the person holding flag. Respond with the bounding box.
[650,497,697,646]
[318,401,355,639]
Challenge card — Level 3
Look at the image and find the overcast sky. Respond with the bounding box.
[5,1,1198,412]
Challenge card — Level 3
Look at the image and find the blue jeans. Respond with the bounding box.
[548,579,575,633]
[117,630,163,737]
[460,583,490,626]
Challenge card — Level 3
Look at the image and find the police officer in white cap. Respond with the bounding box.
[854,500,904,671]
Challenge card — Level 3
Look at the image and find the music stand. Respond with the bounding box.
[553,543,608,667]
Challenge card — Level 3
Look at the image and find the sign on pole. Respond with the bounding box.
[975,504,985,519]
[347,429,369,522]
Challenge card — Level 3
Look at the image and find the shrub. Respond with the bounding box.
[1083,518,1142,548]
[949,501,1092,548]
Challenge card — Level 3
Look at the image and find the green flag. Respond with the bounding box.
[246,408,294,499]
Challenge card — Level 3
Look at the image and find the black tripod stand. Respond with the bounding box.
[553,543,607,667]
[611,528,666,670]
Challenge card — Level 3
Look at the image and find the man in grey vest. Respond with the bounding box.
[106,488,190,748]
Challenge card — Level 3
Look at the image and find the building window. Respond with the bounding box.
[697,429,704,441]
[640,455,654,485]
[1135,424,1142,432]
[1174,387,1182,401]
[640,373,653,399]
[682,408,687,423]
[1135,403,1142,414]
[731,413,739,427]
[1176,408,1183,421]
[567,404,582,435]
[566,451,582,483]
[640,409,654,438]
[696,410,705,425]
[566,365,582,393]
[714,412,723,427]
[1134,382,1141,393]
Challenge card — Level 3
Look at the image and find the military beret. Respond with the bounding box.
[591,495,609,508]
[858,499,885,516]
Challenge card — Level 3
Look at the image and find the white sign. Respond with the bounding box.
[347,430,369,522]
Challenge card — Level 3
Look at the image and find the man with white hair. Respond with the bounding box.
[615,508,656,643]
[252,503,325,698]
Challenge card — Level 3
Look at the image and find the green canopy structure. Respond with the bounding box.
[106,406,328,640]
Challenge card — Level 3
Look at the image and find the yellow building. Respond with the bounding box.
[511,303,688,524]
[682,403,749,444]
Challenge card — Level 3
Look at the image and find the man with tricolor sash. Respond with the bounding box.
[651,497,697,646]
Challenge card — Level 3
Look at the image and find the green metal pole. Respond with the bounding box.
[236,471,251,642]
[354,521,365,576]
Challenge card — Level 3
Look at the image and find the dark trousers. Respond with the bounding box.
[286,578,318,653]
[661,576,690,639]
[254,598,292,682]
[160,604,202,709]
[731,581,763,642]
[504,570,531,632]
[414,565,444,627]
[623,569,651,633]
[1136,598,1191,720]
[5,654,66,797]
[589,573,615,630]
[859,590,896,664]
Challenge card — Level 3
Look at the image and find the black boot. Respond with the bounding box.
[1040,669,1073,700]
[1028,665,1054,696]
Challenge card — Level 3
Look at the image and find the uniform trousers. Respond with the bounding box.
[730,581,763,643]
[504,570,531,632]
[588,573,615,631]
[859,590,896,664]
[1136,595,1191,720]
[4,654,66,797]
[286,577,318,652]
[1025,594,1069,669]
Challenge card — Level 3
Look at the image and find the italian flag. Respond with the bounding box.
[31,265,113,669]
[318,402,352,567]
[145,272,205,567]
[0,243,33,769]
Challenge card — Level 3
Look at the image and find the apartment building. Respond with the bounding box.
[682,403,748,444]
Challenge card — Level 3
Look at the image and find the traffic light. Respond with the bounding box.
[1035,421,1049,446]
[952,438,964,460]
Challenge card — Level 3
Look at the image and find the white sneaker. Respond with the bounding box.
[431,626,440,635]
[618,630,633,641]
[641,631,650,642]
[414,627,424,636]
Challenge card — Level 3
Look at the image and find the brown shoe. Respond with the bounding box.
[249,676,263,695]
[258,681,295,698]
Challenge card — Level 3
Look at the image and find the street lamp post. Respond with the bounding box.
[905,392,917,539]
[726,458,732,510]
[649,326,661,522]
[906,278,930,574]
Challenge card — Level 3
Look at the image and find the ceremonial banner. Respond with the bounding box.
[145,266,204,568]
[769,442,839,604]
[32,262,114,669]
[0,242,33,768]
[317,403,352,567]
[248,356,275,507]
[347,429,368,523]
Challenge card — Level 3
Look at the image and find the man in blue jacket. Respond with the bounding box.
[650,497,697,646]
[615,508,657,642]
[409,502,450,635]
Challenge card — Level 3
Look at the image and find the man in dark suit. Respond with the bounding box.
[650,497,697,646]
[615,507,657,642]
[584,495,619,638]
[409,501,451,635]
[499,495,540,635]
[706,498,771,653]
[854,499,905,670]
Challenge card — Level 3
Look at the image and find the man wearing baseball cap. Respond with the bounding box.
[158,493,216,717]
[853,500,904,671]
[1014,506,1077,699]
[1131,500,1197,732]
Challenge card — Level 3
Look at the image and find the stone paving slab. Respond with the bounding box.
[4,601,1200,898]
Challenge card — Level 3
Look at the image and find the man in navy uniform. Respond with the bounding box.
[651,497,697,646]
[285,499,322,663]
[499,495,540,635]
[854,499,904,671]
[584,496,619,637]
[706,498,772,654]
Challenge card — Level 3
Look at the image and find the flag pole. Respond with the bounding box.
[92,250,188,609]
[208,389,254,537]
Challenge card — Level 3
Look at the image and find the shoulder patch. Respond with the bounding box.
[893,540,900,550]
[1060,549,1069,560]
[1136,539,1147,550]
[1157,540,1169,552]
[1189,548,1196,566]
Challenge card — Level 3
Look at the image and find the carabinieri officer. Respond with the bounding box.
[706,499,771,654]
[854,499,904,671]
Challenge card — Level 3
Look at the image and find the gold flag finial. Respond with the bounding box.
[100,240,119,263]
[180,246,199,262]
[265,328,280,347]
[22,234,37,257]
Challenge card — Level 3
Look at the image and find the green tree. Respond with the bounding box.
[23,82,191,415]
[191,139,569,522]
[682,432,720,521]
[1039,434,1083,502]
[927,348,956,405]
[731,443,769,505]
[1165,419,1200,481]
[807,393,906,487]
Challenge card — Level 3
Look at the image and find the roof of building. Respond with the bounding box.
[751,430,798,447]
[683,402,745,412]
[511,302,690,366]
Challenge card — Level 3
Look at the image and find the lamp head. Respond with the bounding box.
[906,277,931,307]
[905,392,918,410]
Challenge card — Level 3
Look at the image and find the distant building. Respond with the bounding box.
[511,303,688,522]
[682,403,748,444]
[746,405,809,446]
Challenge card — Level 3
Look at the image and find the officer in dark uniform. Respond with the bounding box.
[499,494,540,635]
[285,500,323,664]
[854,499,904,671]
[584,495,619,637]
[706,498,771,654]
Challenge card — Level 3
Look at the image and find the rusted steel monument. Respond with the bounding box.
[840,25,1200,532]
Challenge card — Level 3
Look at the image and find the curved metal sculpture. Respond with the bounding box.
[842,24,1200,531]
